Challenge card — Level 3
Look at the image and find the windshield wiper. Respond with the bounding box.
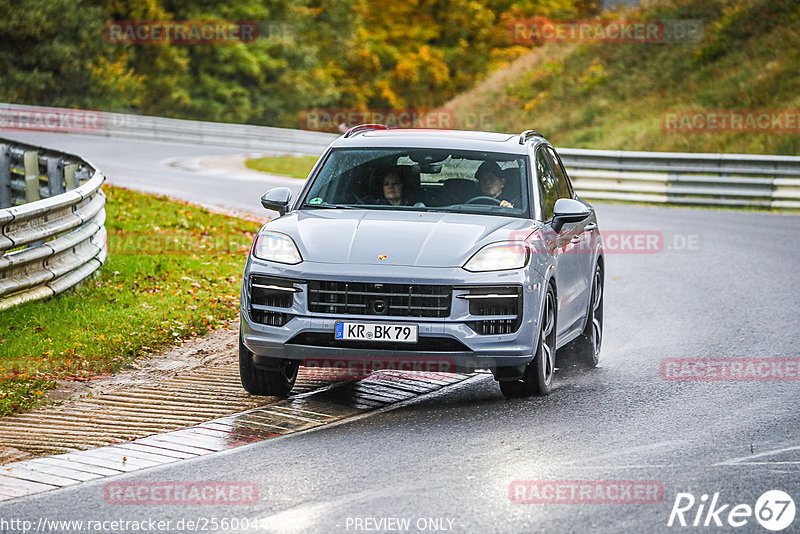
[302,204,359,209]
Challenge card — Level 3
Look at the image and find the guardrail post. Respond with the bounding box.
[64,163,78,190]
[46,156,64,196]
[0,143,10,208]
[23,150,40,203]
[76,167,90,185]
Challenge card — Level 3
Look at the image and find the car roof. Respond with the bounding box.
[328,128,547,155]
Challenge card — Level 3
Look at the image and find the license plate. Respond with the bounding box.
[335,321,418,343]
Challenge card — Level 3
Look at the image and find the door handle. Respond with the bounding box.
[584,223,597,231]
[571,235,581,244]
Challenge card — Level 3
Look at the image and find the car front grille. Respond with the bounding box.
[249,275,297,327]
[307,281,451,318]
[251,276,295,308]
[251,310,293,327]
[464,286,522,335]
[467,318,519,335]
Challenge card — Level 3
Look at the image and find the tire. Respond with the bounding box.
[239,333,299,396]
[560,263,603,368]
[499,284,556,398]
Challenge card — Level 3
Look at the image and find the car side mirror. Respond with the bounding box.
[261,187,293,216]
[552,198,590,232]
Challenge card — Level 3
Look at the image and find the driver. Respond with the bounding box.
[375,168,412,206]
[475,161,515,208]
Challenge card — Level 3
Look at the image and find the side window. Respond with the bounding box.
[546,147,573,199]
[536,148,558,221]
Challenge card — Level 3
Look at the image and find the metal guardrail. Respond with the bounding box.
[558,148,800,210]
[2,103,799,210]
[98,111,335,156]
[0,137,107,310]
[0,103,333,156]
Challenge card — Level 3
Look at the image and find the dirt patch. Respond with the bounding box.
[48,321,240,400]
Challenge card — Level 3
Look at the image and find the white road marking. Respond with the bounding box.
[714,445,800,466]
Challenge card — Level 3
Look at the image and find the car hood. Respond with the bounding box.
[264,209,536,268]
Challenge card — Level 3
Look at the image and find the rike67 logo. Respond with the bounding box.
[668,490,795,531]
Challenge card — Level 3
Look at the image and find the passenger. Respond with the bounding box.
[475,161,516,208]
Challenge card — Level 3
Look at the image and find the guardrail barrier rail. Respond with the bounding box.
[0,137,107,310]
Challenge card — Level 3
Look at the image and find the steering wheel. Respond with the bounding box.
[465,196,502,206]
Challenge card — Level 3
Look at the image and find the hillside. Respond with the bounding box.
[443,0,800,155]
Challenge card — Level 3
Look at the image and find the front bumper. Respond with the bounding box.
[240,258,545,372]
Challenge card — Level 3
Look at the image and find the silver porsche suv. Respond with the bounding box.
[239,126,604,398]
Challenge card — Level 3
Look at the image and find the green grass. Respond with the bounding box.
[244,156,319,179]
[0,186,261,416]
[443,0,800,155]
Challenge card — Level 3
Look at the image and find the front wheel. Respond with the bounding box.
[560,263,603,368]
[239,333,299,396]
[499,285,556,398]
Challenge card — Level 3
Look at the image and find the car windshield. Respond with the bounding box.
[300,148,530,217]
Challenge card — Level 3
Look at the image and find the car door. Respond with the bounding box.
[534,146,582,338]
[546,146,594,330]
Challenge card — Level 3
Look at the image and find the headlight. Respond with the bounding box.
[463,242,529,272]
[251,231,302,264]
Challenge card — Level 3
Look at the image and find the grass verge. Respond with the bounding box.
[0,186,261,416]
[244,155,318,179]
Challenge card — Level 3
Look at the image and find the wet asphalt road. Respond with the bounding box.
[0,133,799,533]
